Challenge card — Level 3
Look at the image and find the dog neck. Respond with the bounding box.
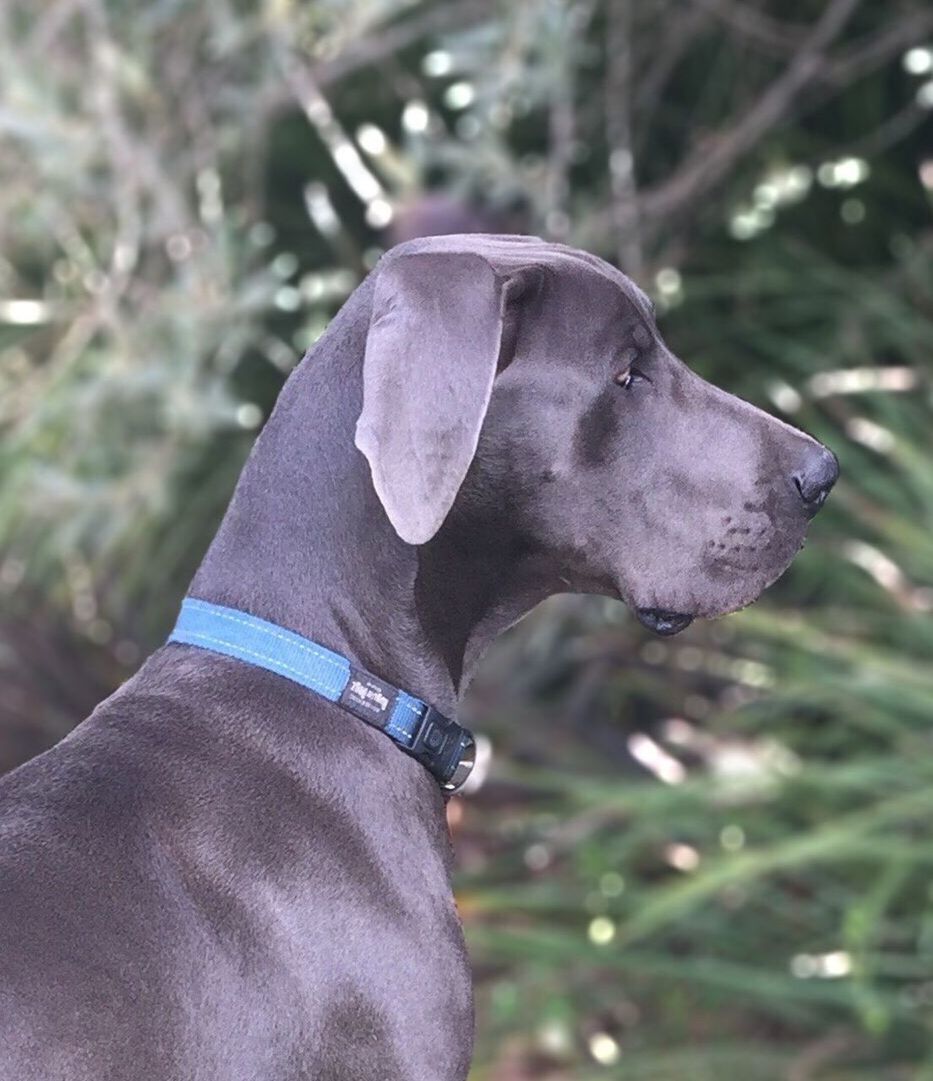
[190,274,553,720]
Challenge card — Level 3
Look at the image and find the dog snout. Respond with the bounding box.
[791,444,838,517]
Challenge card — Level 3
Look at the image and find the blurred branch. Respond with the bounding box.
[686,0,807,53]
[765,8,933,165]
[842,99,930,160]
[546,78,575,236]
[635,2,708,117]
[251,0,499,167]
[23,0,82,59]
[276,44,377,273]
[639,0,862,230]
[786,1027,862,1081]
[546,4,598,238]
[81,0,143,302]
[821,7,933,85]
[604,0,642,275]
[312,0,497,88]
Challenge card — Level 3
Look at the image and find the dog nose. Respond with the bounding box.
[791,445,838,516]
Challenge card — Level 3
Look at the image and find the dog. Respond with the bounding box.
[0,234,837,1080]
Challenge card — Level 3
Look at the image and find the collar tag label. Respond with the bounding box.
[339,667,398,728]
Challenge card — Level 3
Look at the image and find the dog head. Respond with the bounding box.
[356,234,837,634]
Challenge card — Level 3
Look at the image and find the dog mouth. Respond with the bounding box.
[635,607,694,636]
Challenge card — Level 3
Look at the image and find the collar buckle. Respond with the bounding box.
[410,706,477,794]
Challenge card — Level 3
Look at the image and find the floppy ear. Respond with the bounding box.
[355,250,515,545]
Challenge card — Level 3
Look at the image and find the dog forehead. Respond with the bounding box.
[384,233,650,315]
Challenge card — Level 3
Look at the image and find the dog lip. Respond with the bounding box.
[635,607,694,636]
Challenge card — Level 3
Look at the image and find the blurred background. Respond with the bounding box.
[1,0,932,1076]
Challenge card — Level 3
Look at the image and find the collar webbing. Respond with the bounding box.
[168,598,475,793]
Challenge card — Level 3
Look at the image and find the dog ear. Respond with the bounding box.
[356,249,520,545]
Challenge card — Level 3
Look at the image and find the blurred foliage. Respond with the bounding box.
[2,0,933,1077]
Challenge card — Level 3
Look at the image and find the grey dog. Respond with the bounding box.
[0,235,837,1080]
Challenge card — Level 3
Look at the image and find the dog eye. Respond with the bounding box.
[615,365,649,390]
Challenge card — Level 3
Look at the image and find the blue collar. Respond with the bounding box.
[168,598,476,793]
